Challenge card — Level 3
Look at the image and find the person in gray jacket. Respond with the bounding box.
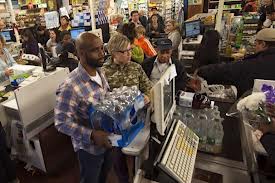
[165,19,181,60]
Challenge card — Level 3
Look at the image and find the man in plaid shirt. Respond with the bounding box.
[55,32,112,183]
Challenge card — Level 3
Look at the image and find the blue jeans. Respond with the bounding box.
[77,149,113,183]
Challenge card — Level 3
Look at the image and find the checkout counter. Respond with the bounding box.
[0,66,76,174]
[133,105,251,183]
[128,65,261,183]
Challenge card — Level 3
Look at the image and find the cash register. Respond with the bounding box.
[179,20,203,72]
[134,65,199,183]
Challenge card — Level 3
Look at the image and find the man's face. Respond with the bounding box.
[157,49,172,63]
[255,40,266,53]
[132,13,139,22]
[82,37,105,68]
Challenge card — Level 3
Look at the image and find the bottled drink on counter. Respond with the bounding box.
[182,112,195,127]
[198,114,208,145]
[179,91,214,109]
[206,117,224,153]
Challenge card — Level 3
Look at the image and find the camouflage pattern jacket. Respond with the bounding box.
[102,57,152,96]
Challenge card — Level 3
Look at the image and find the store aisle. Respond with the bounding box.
[16,160,80,183]
[16,160,119,183]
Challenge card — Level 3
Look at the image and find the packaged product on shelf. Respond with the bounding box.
[89,86,145,147]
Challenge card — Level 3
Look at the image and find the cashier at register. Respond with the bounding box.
[192,28,275,98]
[55,32,112,183]
[0,35,16,82]
[142,38,189,92]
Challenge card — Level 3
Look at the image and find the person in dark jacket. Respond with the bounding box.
[146,14,165,39]
[139,10,148,28]
[142,38,189,93]
[194,28,275,98]
[193,30,221,69]
[35,25,49,47]
[148,7,164,28]
[21,29,39,56]
[258,0,274,30]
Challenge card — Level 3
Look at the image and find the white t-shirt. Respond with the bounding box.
[90,71,103,87]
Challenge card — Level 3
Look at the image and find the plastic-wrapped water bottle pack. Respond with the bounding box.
[89,86,145,142]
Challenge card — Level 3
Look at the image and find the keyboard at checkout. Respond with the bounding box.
[157,120,199,183]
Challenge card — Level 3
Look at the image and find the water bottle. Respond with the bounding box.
[182,112,195,127]
[211,117,224,153]
[198,114,208,150]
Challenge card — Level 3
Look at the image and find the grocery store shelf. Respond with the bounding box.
[210,0,241,3]
[224,8,242,10]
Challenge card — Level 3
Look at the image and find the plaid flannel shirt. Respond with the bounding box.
[55,63,109,155]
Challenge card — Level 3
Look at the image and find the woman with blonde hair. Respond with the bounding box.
[102,33,151,183]
[0,35,16,82]
[165,19,181,60]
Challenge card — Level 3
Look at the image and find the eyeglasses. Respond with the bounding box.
[117,48,132,54]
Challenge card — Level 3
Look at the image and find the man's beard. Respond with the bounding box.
[86,55,104,68]
[87,59,104,68]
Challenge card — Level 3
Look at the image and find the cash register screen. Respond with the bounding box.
[163,81,173,120]
[1,31,12,42]
[185,20,201,38]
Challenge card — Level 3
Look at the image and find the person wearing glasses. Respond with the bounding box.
[142,38,189,93]
[102,33,152,183]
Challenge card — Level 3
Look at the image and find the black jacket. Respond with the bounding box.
[22,40,40,56]
[197,47,275,98]
[193,47,220,69]
[142,56,188,92]
[139,16,148,28]
[145,23,165,39]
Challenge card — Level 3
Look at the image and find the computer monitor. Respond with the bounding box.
[70,28,86,40]
[1,30,12,42]
[184,20,201,38]
[151,64,176,136]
